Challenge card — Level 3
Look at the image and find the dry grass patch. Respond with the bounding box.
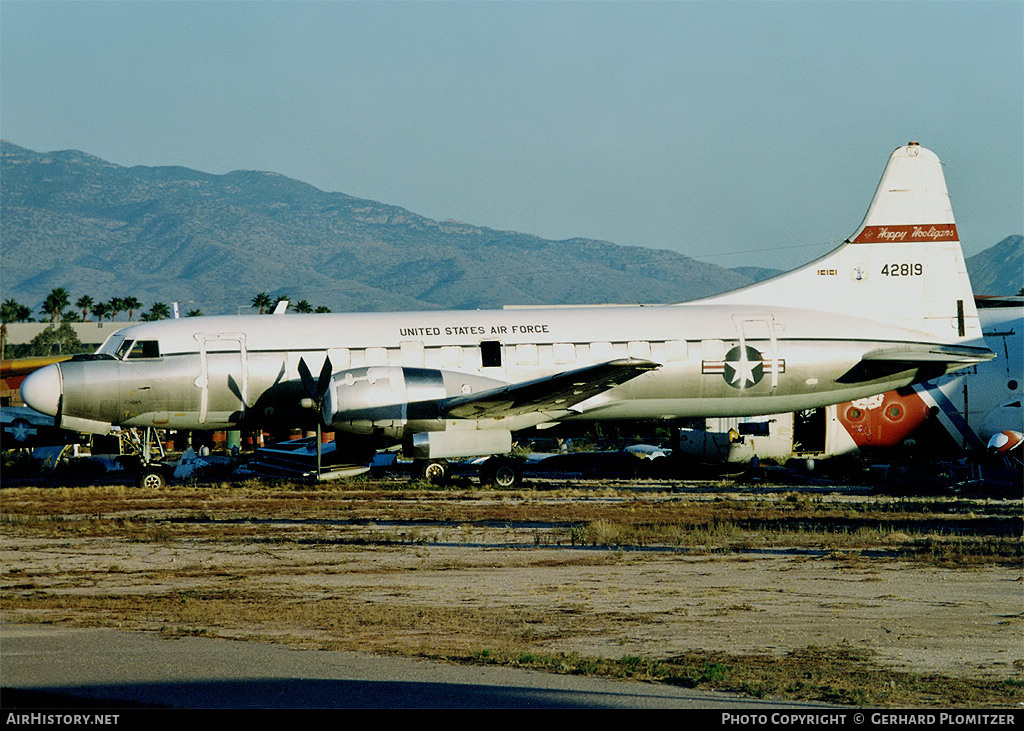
[2,588,566,658]
[2,479,1021,706]
[8,589,1020,707]
[449,644,1024,707]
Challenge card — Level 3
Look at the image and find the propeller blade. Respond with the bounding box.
[315,422,323,477]
[317,356,333,400]
[297,357,317,400]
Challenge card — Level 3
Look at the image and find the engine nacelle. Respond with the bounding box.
[407,429,513,460]
[323,366,447,437]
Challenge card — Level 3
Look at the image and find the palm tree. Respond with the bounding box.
[91,302,109,322]
[1,299,33,323]
[293,299,313,313]
[123,296,142,321]
[314,305,332,313]
[75,295,94,321]
[186,309,203,317]
[42,288,70,324]
[251,292,273,314]
[107,297,125,321]
[142,302,171,321]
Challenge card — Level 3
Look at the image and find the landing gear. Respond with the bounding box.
[136,467,167,489]
[417,459,450,485]
[131,427,170,489]
[479,456,522,488]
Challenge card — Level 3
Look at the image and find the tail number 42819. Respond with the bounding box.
[881,263,923,276]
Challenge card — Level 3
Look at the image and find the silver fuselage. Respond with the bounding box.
[24,303,986,443]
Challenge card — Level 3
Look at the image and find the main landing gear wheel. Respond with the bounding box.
[417,459,449,485]
[480,457,522,488]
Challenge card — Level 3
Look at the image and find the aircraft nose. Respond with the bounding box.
[20,364,62,417]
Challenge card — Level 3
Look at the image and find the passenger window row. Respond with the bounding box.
[322,340,691,370]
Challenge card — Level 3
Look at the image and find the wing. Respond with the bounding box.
[442,359,660,420]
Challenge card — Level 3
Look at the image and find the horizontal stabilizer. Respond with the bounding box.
[861,345,995,364]
[837,344,994,384]
[444,359,659,420]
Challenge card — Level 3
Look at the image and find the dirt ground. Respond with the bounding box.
[9,536,1020,678]
[2,480,1021,685]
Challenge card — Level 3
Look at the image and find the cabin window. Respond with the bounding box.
[552,343,575,364]
[664,340,688,361]
[401,341,425,367]
[702,339,726,361]
[590,341,613,362]
[627,341,651,360]
[480,340,502,368]
[327,347,351,370]
[441,346,464,367]
[515,344,538,366]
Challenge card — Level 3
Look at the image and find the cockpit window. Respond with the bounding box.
[98,334,126,357]
[128,340,160,359]
[116,339,161,360]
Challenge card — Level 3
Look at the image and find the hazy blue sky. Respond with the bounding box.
[2,1,1021,271]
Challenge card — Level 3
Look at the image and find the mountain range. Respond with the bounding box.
[962,235,1023,296]
[1,141,1020,315]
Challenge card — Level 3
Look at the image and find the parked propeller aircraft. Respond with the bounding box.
[1,406,79,450]
[20,143,995,485]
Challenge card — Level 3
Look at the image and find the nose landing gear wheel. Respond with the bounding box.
[137,469,166,489]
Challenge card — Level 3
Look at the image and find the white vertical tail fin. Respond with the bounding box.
[697,143,983,344]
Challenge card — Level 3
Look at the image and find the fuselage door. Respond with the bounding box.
[733,316,780,389]
[194,333,248,424]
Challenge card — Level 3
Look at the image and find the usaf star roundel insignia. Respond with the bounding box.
[723,345,764,389]
[7,418,37,443]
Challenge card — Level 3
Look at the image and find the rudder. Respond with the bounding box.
[696,142,983,345]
